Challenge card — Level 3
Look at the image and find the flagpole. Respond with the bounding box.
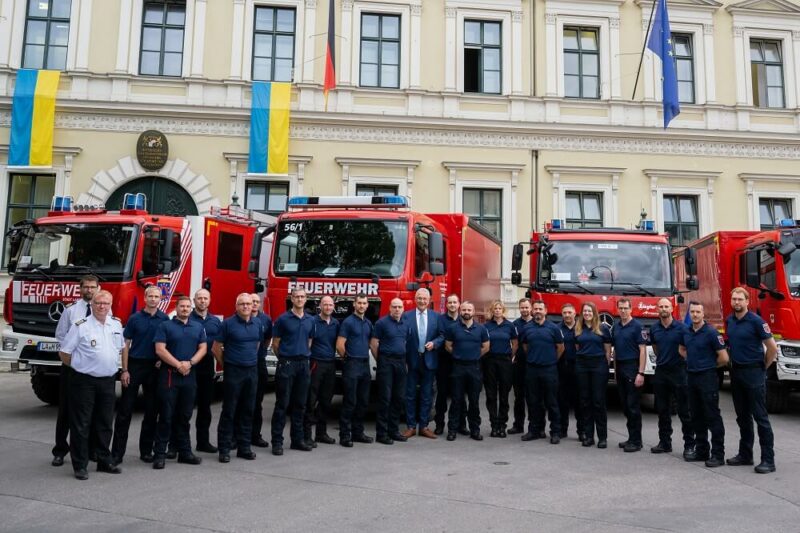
[631,0,658,100]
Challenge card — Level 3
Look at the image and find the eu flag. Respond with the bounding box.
[647,0,680,128]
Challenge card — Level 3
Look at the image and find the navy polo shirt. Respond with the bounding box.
[273,311,314,357]
[575,323,612,358]
[154,317,206,362]
[683,322,726,373]
[372,315,411,356]
[612,318,646,362]
[485,319,518,356]
[124,309,169,360]
[513,317,534,359]
[189,311,221,372]
[252,312,273,360]
[445,320,489,361]
[725,311,772,365]
[521,319,563,365]
[649,319,687,367]
[559,322,577,362]
[339,314,373,359]
[217,314,264,367]
[311,315,340,361]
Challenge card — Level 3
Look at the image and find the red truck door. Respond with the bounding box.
[202,219,256,317]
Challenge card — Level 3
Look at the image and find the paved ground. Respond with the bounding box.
[0,372,799,533]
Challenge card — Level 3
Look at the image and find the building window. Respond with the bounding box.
[139,1,186,77]
[252,6,296,82]
[360,13,400,88]
[663,194,699,246]
[750,38,784,108]
[564,27,599,99]
[4,174,56,267]
[355,184,399,197]
[464,20,501,94]
[463,188,502,239]
[245,181,289,216]
[565,191,603,229]
[672,33,694,104]
[759,198,793,230]
[22,0,71,70]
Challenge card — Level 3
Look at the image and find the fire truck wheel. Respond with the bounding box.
[765,380,789,414]
[31,372,60,406]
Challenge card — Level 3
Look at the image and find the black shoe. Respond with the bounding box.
[390,433,408,442]
[507,426,524,435]
[231,442,238,450]
[236,449,257,460]
[303,439,318,449]
[166,449,178,460]
[153,457,166,470]
[624,442,642,453]
[597,440,607,449]
[89,451,98,463]
[434,425,444,436]
[252,437,270,448]
[577,432,586,442]
[340,439,353,448]
[353,434,374,444]
[315,434,336,445]
[272,447,284,456]
[470,432,483,441]
[74,469,88,480]
[196,443,218,454]
[726,454,754,466]
[521,432,538,442]
[618,441,629,449]
[376,436,394,445]
[550,435,560,445]
[139,453,154,464]
[446,432,457,441]
[559,430,568,439]
[650,442,672,454]
[705,456,724,467]
[538,430,546,438]
[581,438,595,447]
[290,442,313,452]
[51,455,64,467]
[490,429,499,438]
[111,455,123,466]
[218,453,231,463]
[178,454,202,465]
[683,447,700,461]
[97,462,121,474]
[458,427,471,436]
[755,461,776,474]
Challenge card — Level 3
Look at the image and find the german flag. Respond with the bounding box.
[323,0,336,109]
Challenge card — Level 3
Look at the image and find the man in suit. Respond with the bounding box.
[402,288,444,439]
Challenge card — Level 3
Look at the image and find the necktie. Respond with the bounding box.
[85,302,91,317]
[418,312,426,353]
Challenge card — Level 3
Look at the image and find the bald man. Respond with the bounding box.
[189,289,222,453]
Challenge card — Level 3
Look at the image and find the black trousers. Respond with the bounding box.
[340,358,371,439]
[526,364,561,436]
[434,350,465,430]
[194,369,215,447]
[558,358,582,438]
[376,356,407,438]
[251,365,270,441]
[482,355,513,430]
[112,358,159,461]
[449,361,482,433]
[217,363,257,454]
[271,358,310,447]
[576,356,608,441]
[731,365,774,463]
[69,370,115,471]
[653,363,694,449]
[687,369,725,459]
[53,364,71,457]
[615,360,643,446]
[511,355,527,429]
[304,359,336,439]
[155,369,196,457]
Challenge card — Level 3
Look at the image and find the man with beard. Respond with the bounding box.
[612,298,647,453]
[304,296,339,447]
[371,298,411,445]
[189,289,222,453]
[434,294,466,435]
[509,298,533,435]
[558,303,583,441]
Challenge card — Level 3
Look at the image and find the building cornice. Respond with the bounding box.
[545,165,626,175]
[442,161,526,172]
[335,157,421,168]
[739,172,800,182]
[643,169,723,179]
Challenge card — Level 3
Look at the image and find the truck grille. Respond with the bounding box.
[11,303,59,337]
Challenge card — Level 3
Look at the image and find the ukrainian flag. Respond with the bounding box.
[248,82,291,175]
[9,70,61,167]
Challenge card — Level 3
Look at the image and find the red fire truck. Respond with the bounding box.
[253,195,502,379]
[510,219,680,383]
[674,224,800,413]
[1,193,274,404]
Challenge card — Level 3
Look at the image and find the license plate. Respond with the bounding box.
[37,342,60,352]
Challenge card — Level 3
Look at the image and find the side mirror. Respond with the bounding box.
[546,252,558,267]
[511,243,524,271]
[429,261,444,276]
[778,241,796,261]
[6,260,16,274]
[684,247,698,277]
[406,282,420,291]
[248,259,258,276]
[511,272,522,285]
[254,281,265,293]
[158,228,175,273]
[250,229,265,260]
[686,275,699,291]
[429,231,444,262]
[677,294,685,304]
[743,250,760,289]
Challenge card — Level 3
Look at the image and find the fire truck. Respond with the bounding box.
[673,223,800,413]
[1,193,274,404]
[252,195,502,379]
[510,219,680,384]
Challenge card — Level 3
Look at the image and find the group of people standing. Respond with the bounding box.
[52,278,778,480]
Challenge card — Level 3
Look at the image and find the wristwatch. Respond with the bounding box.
[637,371,645,376]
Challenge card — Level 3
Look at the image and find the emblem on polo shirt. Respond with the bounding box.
[763,324,771,334]
[91,339,97,347]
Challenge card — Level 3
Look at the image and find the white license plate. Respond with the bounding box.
[37,342,60,352]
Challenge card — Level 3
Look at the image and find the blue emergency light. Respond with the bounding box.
[288,195,409,207]
[50,196,73,212]
[642,220,655,231]
[778,219,798,228]
[123,193,147,211]
[550,219,564,229]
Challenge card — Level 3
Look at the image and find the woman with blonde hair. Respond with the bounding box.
[575,302,612,448]
[483,300,518,438]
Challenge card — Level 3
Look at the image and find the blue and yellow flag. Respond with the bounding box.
[248,82,291,174]
[9,70,60,167]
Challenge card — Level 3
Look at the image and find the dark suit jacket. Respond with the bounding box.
[404,309,444,370]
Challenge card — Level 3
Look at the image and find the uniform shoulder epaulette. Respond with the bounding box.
[74,318,88,326]
[112,316,122,322]
[65,302,75,308]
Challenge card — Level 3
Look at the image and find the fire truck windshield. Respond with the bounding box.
[786,254,800,297]
[273,219,408,278]
[539,240,672,294]
[13,224,137,279]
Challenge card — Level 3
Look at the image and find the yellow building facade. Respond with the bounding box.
[1,0,800,307]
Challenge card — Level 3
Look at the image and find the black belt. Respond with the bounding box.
[688,368,718,374]
[278,356,308,361]
[310,357,336,363]
[527,362,557,367]
[576,355,605,361]
[345,356,369,362]
[381,353,406,360]
[453,359,480,365]
[488,353,512,359]
[731,361,764,369]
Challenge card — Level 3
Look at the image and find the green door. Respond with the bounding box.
[106,177,198,216]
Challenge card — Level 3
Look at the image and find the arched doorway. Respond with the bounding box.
[106,176,198,216]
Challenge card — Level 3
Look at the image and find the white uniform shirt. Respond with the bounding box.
[55,299,113,344]
[60,315,123,377]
